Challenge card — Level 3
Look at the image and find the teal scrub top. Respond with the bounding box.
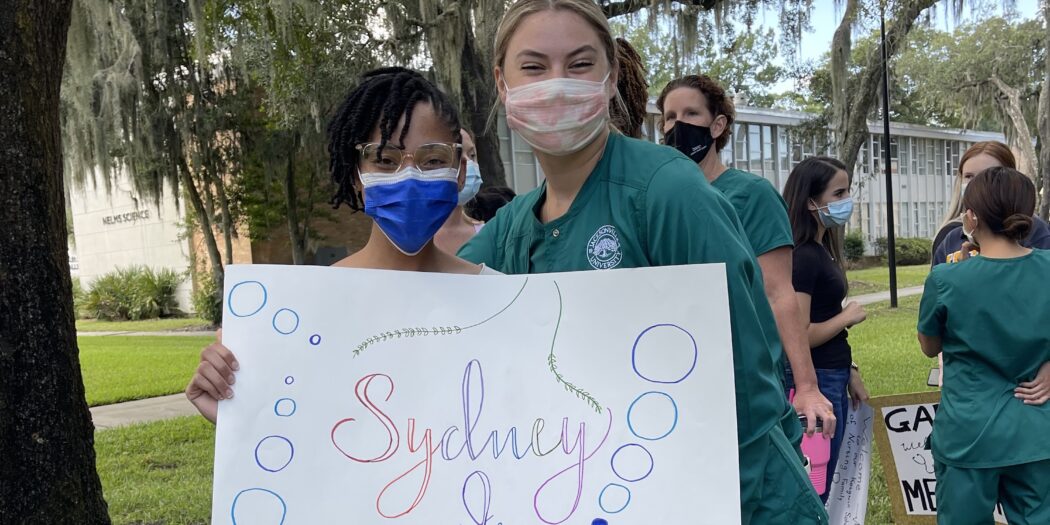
[918,249,1050,468]
[711,168,794,257]
[459,132,790,447]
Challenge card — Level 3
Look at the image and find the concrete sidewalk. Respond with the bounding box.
[78,330,216,337]
[91,394,199,430]
[851,285,924,305]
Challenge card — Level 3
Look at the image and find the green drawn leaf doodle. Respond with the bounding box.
[350,278,601,413]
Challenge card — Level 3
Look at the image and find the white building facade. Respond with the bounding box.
[69,169,194,310]
[495,104,1005,250]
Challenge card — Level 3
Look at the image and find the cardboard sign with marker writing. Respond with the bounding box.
[870,392,1007,524]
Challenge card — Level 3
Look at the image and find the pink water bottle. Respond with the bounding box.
[790,389,831,496]
[799,417,831,495]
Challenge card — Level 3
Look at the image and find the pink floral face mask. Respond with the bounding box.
[503,74,611,156]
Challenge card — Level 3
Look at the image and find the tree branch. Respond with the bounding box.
[836,0,938,171]
[988,74,1039,181]
[600,0,721,19]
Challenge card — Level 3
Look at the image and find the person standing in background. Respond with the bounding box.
[658,74,835,443]
[464,185,516,223]
[434,129,485,253]
[932,141,1050,266]
[609,37,649,139]
[918,167,1050,525]
[782,155,871,501]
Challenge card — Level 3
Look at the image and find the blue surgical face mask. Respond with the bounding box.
[458,160,482,205]
[361,166,459,255]
[814,197,854,228]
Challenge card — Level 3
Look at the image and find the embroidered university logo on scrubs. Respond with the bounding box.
[587,225,623,269]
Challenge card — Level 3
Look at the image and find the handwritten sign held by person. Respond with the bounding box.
[211,264,742,524]
[871,392,1007,524]
[825,403,873,525]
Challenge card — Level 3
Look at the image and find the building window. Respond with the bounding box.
[762,125,775,176]
[749,124,762,175]
[735,123,748,167]
[778,128,790,174]
[898,137,910,176]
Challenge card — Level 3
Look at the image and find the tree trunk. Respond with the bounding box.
[301,156,322,250]
[179,157,225,297]
[1038,0,1050,219]
[460,20,506,187]
[417,0,508,187]
[989,76,1039,182]
[0,0,111,522]
[210,169,235,265]
[834,0,938,172]
[285,133,305,265]
[830,0,860,170]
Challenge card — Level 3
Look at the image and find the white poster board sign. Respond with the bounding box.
[211,264,741,524]
[872,393,1007,524]
[826,402,874,525]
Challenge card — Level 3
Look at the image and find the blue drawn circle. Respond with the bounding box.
[274,398,296,417]
[231,487,286,524]
[272,308,300,335]
[254,435,294,473]
[631,324,698,384]
[284,376,294,385]
[592,520,609,525]
[309,334,321,346]
[227,281,267,318]
[627,391,679,441]
[610,444,654,483]
[598,483,631,514]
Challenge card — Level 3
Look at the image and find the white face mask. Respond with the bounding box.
[503,74,611,156]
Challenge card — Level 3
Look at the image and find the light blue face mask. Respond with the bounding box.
[815,197,854,228]
[458,160,482,205]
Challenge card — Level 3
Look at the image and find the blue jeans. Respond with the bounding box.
[784,366,851,504]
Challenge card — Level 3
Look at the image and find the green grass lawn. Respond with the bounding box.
[93,299,929,524]
[77,317,214,333]
[81,336,211,406]
[851,295,936,524]
[96,416,214,524]
[847,265,931,296]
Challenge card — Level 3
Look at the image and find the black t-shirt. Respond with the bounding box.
[793,241,852,369]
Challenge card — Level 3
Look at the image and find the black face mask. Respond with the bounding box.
[663,120,715,163]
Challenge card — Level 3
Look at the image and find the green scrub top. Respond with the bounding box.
[711,167,802,450]
[918,249,1050,468]
[459,132,788,448]
[711,168,794,258]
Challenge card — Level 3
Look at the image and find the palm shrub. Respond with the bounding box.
[84,266,185,320]
[192,273,223,325]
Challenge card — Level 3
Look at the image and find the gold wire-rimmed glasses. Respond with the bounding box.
[356,142,462,174]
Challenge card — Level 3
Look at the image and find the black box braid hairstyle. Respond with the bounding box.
[327,67,462,211]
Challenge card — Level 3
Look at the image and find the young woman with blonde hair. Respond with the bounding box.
[458,1,826,522]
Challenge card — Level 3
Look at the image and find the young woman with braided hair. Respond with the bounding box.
[186,67,500,424]
[610,37,648,139]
